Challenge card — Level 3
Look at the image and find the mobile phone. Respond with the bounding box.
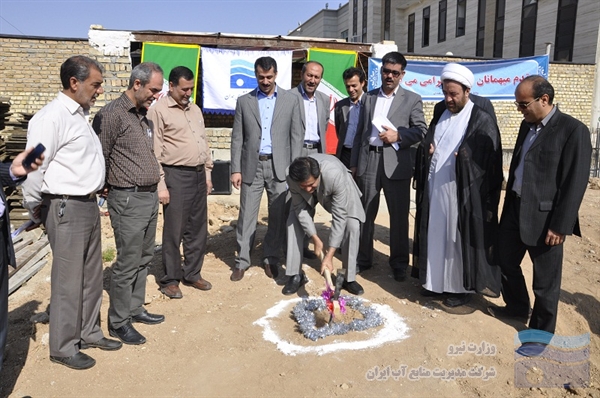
[23,143,46,169]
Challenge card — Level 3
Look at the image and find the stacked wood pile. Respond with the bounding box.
[8,228,50,295]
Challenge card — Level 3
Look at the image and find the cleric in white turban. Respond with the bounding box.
[440,63,474,89]
[412,60,503,309]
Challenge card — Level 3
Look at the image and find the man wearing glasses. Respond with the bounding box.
[489,76,591,349]
[353,51,427,282]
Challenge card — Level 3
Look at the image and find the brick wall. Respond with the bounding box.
[1,36,596,156]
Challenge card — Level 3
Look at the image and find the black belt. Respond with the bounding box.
[112,184,157,193]
[303,142,320,149]
[43,193,96,200]
[258,154,272,161]
[369,145,384,153]
[164,164,204,172]
[509,190,521,200]
[342,146,353,151]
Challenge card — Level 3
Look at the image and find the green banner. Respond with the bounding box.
[141,42,201,101]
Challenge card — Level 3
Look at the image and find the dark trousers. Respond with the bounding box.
[339,147,352,169]
[357,151,410,270]
[43,196,104,357]
[107,190,158,328]
[498,196,563,333]
[160,166,208,286]
[0,220,8,375]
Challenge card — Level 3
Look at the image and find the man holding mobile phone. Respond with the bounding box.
[0,147,44,375]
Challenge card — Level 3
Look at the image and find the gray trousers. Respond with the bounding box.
[285,210,360,282]
[160,166,208,286]
[235,158,287,269]
[42,195,104,357]
[357,151,411,271]
[107,190,158,328]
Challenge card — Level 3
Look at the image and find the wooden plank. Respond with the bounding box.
[8,259,47,295]
[10,237,49,277]
[13,236,33,252]
[9,244,50,279]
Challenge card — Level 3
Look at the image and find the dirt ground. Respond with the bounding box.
[2,183,600,398]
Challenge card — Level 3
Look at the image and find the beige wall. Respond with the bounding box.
[0,36,596,155]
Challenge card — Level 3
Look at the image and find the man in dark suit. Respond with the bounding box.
[334,67,365,172]
[489,76,591,340]
[0,148,44,375]
[353,51,427,281]
[230,56,303,282]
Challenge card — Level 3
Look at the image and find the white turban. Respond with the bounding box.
[441,63,474,89]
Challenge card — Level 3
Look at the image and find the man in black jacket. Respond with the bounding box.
[489,76,592,337]
[0,148,44,375]
[413,63,503,307]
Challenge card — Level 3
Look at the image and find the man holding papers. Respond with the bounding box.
[353,51,427,282]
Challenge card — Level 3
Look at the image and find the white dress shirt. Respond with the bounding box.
[22,92,105,210]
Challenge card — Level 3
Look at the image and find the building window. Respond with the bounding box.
[438,0,447,43]
[476,0,486,56]
[493,0,505,58]
[341,29,349,41]
[456,0,466,37]
[362,0,368,42]
[383,0,391,40]
[408,13,415,53]
[352,0,358,36]
[554,0,578,61]
[422,7,430,47]
[519,0,538,57]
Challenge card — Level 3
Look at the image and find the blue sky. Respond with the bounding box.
[0,0,335,38]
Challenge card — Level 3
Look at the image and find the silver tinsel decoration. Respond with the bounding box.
[292,296,384,341]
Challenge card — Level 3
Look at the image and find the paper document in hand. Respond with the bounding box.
[11,220,35,240]
[371,115,399,150]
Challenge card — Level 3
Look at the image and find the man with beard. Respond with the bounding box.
[412,63,503,307]
[489,76,591,348]
[334,67,365,172]
[353,51,427,281]
[230,57,303,281]
[93,62,165,345]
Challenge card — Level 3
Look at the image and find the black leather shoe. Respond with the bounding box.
[50,352,96,370]
[487,305,530,323]
[443,293,472,307]
[80,337,122,351]
[282,273,307,295]
[303,249,317,259]
[357,264,372,274]
[342,280,364,295]
[109,322,146,345]
[263,259,279,279]
[132,311,165,325]
[393,269,407,282]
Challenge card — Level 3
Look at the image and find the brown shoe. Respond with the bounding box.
[183,278,212,291]
[230,268,245,282]
[160,284,183,299]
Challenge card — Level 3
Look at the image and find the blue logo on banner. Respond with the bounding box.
[230,59,257,89]
[514,330,590,388]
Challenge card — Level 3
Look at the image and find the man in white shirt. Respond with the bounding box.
[23,56,122,370]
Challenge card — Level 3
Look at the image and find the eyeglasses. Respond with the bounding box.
[514,97,540,110]
[381,67,403,78]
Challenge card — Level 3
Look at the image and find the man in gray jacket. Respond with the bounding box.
[283,154,365,295]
